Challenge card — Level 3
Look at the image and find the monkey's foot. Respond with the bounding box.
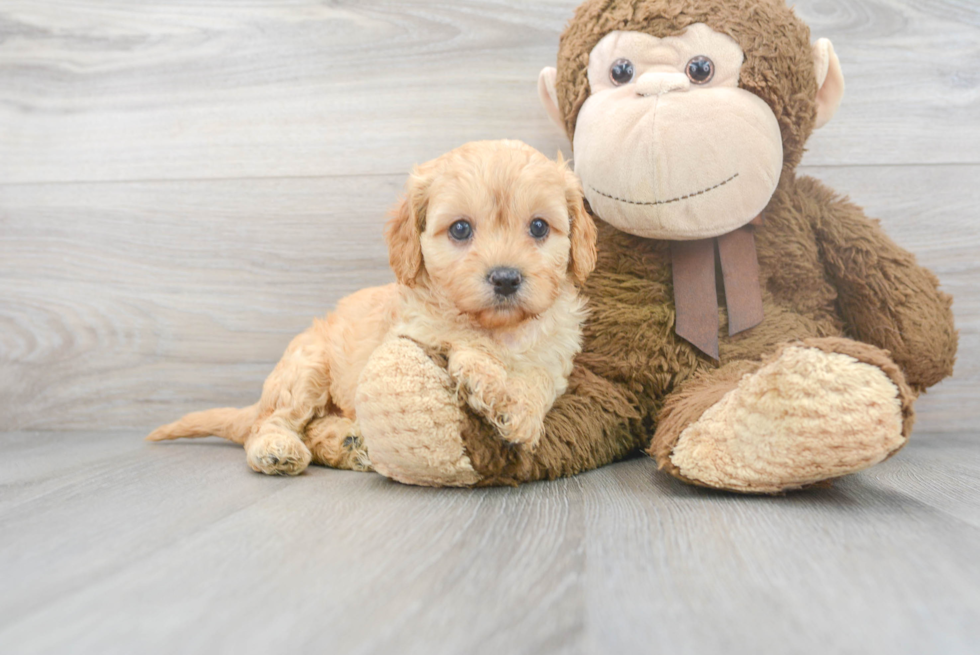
[656,339,914,493]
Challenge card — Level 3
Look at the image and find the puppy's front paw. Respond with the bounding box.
[448,352,509,419]
[497,406,545,450]
[246,427,312,476]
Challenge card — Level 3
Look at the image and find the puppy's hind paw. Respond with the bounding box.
[246,428,312,476]
[341,434,373,472]
[305,416,372,472]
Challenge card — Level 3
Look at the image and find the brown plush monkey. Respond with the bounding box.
[356,0,957,492]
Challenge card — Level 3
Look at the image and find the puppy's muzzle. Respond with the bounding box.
[488,267,523,298]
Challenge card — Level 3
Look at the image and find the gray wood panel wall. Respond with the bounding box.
[1,0,978,434]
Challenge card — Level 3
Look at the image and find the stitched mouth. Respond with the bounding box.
[590,173,739,207]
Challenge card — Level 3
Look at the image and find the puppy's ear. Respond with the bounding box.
[563,166,597,285]
[385,168,430,287]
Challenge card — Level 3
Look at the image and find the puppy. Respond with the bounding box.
[147,140,598,476]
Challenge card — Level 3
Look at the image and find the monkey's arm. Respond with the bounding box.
[357,335,643,487]
[802,176,957,391]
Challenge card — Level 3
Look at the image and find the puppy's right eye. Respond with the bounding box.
[529,218,550,239]
[448,220,473,241]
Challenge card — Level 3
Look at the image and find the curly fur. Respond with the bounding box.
[147,140,598,476]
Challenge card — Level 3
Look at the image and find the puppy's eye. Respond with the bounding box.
[686,56,714,84]
[529,218,550,239]
[448,220,472,241]
[610,58,634,86]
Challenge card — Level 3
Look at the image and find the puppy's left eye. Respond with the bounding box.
[449,220,473,241]
[529,218,550,239]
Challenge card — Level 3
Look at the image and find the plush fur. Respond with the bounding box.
[147,140,598,476]
[356,0,957,492]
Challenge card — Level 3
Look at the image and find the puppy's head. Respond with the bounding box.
[386,140,597,330]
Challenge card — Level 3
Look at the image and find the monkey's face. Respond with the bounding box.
[572,24,783,240]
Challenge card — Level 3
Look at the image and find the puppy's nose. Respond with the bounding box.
[488,267,523,297]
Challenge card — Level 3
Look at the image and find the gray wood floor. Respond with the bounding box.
[2,1,979,653]
[2,431,980,654]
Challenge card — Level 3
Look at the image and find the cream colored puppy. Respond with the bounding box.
[147,140,598,475]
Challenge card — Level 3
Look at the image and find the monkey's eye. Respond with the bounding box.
[529,218,550,239]
[686,56,715,84]
[448,220,473,241]
[609,58,635,86]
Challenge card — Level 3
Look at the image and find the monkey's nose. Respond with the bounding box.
[635,72,690,97]
[488,267,523,297]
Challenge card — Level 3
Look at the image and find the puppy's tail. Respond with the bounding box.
[146,404,259,445]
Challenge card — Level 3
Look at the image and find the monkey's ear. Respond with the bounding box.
[563,169,598,285]
[384,178,427,287]
[813,39,845,129]
[538,67,565,133]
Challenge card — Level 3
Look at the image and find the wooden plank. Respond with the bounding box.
[868,432,980,528]
[1,0,978,186]
[0,431,978,654]
[795,0,980,166]
[0,431,586,655]
[0,0,575,184]
[580,443,980,655]
[0,176,401,431]
[2,165,975,433]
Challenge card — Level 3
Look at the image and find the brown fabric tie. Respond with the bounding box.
[670,221,765,360]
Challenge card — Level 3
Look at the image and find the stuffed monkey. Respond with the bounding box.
[355,0,957,492]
